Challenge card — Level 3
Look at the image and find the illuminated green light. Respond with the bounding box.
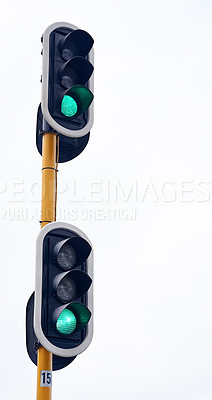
[61,95,78,117]
[56,309,77,335]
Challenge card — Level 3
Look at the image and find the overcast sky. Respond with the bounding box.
[1,1,212,399]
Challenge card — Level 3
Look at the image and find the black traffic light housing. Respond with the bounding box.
[34,222,93,358]
[36,22,94,162]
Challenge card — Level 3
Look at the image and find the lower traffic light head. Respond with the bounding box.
[34,222,93,358]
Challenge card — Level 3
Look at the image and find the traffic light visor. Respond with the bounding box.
[58,29,94,60]
[54,236,92,270]
[54,270,92,303]
[68,302,91,333]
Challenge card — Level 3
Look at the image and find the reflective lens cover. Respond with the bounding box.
[61,95,78,117]
[56,309,77,335]
[56,275,77,302]
[57,243,77,270]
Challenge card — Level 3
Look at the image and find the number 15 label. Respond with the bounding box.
[40,370,52,387]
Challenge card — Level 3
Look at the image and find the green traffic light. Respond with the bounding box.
[61,95,78,117]
[56,309,77,335]
[61,85,93,118]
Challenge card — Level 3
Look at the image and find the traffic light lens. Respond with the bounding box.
[57,276,77,302]
[57,243,77,270]
[61,95,78,117]
[56,309,77,335]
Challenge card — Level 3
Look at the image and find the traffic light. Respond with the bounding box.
[34,222,93,358]
[36,22,94,163]
[41,22,94,138]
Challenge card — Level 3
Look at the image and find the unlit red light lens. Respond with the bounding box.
[57,243,77,270]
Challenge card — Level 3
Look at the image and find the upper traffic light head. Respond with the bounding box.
[34,222,93,358]
[41,22,94,138]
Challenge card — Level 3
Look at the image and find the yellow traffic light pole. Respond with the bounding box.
[40,132,58,229]
[36,132,58,400]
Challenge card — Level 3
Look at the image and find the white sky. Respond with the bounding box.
[1,0,212,399]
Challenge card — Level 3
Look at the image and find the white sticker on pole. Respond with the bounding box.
[40,370,52,387]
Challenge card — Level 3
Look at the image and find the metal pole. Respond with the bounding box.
[36,132,58,400]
